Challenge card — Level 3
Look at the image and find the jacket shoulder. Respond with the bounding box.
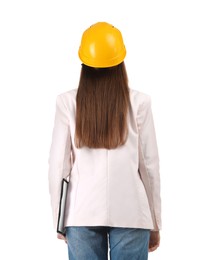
[57,88,77,100]
[129,88,151,109]
[56,88,77,107]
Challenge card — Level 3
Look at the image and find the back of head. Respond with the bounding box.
[75,22,130,149]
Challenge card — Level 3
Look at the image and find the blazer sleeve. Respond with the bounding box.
[48,94,72,231]
[137,95,162,231]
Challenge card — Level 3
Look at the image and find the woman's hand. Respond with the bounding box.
[148,231,160,252]
[57,233,68,243]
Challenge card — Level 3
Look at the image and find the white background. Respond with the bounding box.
[0,0,203,259]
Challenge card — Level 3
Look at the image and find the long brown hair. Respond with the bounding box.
[75,62,130,149]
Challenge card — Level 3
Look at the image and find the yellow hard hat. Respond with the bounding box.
[78,22,126,68]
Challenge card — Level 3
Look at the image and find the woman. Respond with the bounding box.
[48,22,162,259]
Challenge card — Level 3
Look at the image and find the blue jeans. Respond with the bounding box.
[65,226,150,260]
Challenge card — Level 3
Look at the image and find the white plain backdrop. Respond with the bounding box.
[0,0,203,259]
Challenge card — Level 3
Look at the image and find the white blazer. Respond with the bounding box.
[48,88,162,231]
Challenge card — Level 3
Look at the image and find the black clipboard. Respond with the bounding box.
[57,178,69,236]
